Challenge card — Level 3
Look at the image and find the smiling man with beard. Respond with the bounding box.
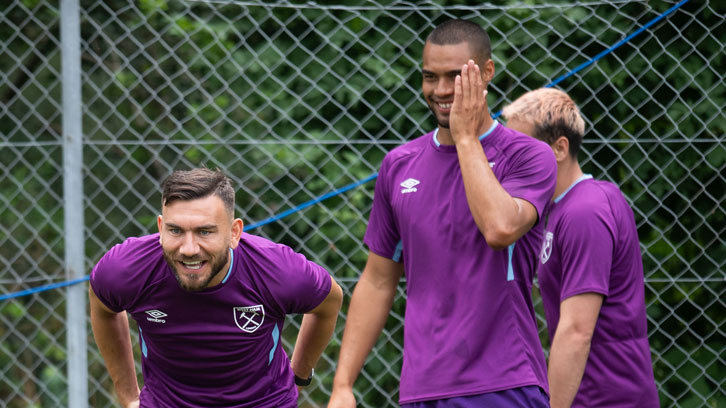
[329,19,555,408]
[89,167,343,408]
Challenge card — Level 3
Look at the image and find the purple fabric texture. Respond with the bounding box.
[538,178,659,407]
[364,123,556,403]
[91,232,331,408]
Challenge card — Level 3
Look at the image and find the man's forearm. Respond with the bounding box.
[333,262,401,390]
[291,279,343,379]
[91,311,139,405]
[548,328,592,408]
[456,139,534,249]
[89,289,140,406]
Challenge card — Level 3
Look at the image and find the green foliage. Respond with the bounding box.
[1,0,724,407]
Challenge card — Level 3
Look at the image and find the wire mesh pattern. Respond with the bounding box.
[1,1,724,407]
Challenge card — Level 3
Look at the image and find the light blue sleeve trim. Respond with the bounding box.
[139,327,148,358]
[268,323,280,366]
[507,243,515,281]
[221,247,234,284]
[554,174,593,203]
[392,240,403,263]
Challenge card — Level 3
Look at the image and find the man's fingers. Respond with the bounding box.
[472,62,483,104]
[454,74,462,109]
[460,62,470,103]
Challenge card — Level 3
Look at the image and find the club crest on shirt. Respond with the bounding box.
[400,178,420,194]
[234,305,265,333]
[540,231,554,264]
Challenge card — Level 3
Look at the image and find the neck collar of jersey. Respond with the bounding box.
[433,120,499,147]
[554,174,593,203]
[221,247,234,284]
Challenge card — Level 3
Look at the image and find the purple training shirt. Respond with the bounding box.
[90,232,331,408]
[538,176,659,407]
[364,121,557,404]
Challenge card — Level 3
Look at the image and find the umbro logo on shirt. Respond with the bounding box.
[400,178,420,194]
[146,309,167,323]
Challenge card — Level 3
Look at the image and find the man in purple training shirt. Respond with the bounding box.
[89,168,343,408]
[503,88,659,408]
[328,19,556,407]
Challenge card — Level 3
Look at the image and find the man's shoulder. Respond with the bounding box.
[383,131,433,164]
[102,233,162,266]
[237,233,308,268]
[238,232,287,253]
[91,234,164,308]
[570,179,626,206]
[555,179,630,227]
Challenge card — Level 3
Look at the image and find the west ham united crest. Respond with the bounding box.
[540,231,554,264]
[234,305,265,333]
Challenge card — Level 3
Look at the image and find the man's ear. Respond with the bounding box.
[552,136,570,163]
[230,218,244,249]
[157,214,163,244]
[481,58,495,84]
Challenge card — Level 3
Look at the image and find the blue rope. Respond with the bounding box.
[0,276,91,301]
[0,0,690,301]
[0,173,378,301]
[545,0,690,89]
[243,172,379,231]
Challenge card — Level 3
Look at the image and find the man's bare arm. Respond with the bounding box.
[89,286,140,408]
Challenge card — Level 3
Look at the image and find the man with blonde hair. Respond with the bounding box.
[503,88,659,408]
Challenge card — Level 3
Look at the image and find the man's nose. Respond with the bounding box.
[179,233,200,257]
[435,77,454,97]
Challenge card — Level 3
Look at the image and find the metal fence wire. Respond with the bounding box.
[1,0,724,407]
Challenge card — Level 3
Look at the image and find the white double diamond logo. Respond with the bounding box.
[145,309,167,323]
[146,310,167,319]
[400,178,420,194]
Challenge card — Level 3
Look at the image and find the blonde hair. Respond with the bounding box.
[502,88,585,157]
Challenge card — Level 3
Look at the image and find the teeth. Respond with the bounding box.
[439,103,451,109]
[182,261,203,270]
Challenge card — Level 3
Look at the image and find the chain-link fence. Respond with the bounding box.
[1,0,724,407]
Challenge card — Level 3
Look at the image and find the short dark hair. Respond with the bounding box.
[426,19,491,63]
[161,168,235,216]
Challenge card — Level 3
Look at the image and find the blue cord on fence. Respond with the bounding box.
[545,0,690,89]
[0,0,690,301]
[0,173,379,302]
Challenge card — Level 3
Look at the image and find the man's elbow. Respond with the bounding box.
[482,226,520,250]
[315,279,343,318]
[330,280,344,311]
[558,321,595,350]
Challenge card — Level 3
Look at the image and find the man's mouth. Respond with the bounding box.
[434,102,452,113]
[179,260,206,271]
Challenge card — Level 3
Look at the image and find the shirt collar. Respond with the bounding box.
[554,174,593,203]
[433,120,499,147]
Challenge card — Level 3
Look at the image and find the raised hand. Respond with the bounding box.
[450,59,489,146]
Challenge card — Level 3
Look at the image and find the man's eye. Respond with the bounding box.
[200,230,211,236]
[169,228,181,234]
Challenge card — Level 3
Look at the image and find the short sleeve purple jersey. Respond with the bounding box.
[538,177,659,407]
[90,232,331,408]
[364,122,557,403]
